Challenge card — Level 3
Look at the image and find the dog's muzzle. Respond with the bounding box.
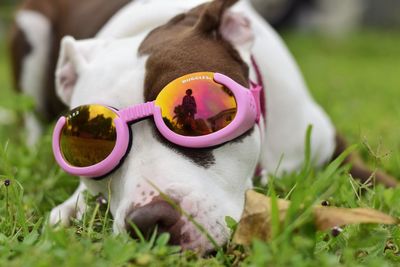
[125,199,184,245]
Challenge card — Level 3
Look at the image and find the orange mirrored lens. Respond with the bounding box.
[60,105,118,167]
[155,72,237,136]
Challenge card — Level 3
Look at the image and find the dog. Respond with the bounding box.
[10,0,398,253]
[9,0,131,146]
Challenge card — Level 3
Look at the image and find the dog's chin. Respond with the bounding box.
[178,217,228,254]
[177,198,231,253]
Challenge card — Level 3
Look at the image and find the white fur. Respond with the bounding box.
[50,0,335,253]
[236,2,336,174]
[97,0,212,39]
[16,10,51,146]
[49,182,87,226]
[55,37,100,105]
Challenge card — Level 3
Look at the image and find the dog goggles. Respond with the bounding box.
[52,72,261,177]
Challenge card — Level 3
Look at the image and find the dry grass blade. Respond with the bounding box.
[314,206,399,231]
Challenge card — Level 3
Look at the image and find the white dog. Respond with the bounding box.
[50,0,335,253]
[10,0,395,254]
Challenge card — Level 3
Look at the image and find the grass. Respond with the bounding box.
[1,25,400,266]
[285,31,400,174]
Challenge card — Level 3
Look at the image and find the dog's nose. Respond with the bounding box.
[125,200,182,245]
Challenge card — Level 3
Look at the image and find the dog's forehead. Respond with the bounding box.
[138,5,249,102]
[133,5,250,168]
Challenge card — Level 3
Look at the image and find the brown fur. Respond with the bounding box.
[9,23,31,96]
[9,0,131,120]
[194,0,238,32]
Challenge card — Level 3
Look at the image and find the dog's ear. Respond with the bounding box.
[195,0,238,32]
[196,0,254,50]
[55,36,101,106]
[219,10,254,53]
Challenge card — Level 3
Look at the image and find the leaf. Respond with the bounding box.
[225,216,238,231]
[233,190,290,245]
[233,190,399,245]
[314,206,398,231]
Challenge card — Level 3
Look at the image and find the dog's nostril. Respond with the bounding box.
[125,200,182,245]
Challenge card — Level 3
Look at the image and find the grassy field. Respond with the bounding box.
[1,25,400,266]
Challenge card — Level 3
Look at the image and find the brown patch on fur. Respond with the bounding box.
[9,24,32,93]
[333,134,398,187]
[139,0,254,167]
[10,0,131,120]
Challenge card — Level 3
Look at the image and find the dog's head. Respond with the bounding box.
[55,0,261,253]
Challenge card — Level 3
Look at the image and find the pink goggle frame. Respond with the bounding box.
[52,72,262,178]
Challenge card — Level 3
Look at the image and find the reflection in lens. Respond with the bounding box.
[60,105,117,167]
[155,72,237,137]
